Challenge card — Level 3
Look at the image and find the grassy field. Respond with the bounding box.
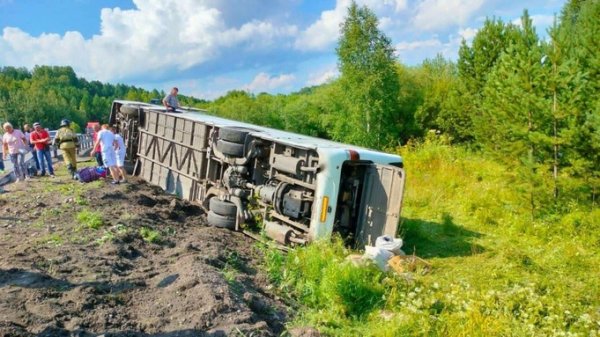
[264,141,600,336]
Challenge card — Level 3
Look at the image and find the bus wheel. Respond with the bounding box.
[209,198,237,216]
[207,211,236,229]
[216,139,244,157]
[219,128,250,143]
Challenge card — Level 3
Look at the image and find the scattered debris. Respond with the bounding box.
[375,234,404,255]
[388,255,432,275]
[364,245,394,271]
[359,235,430,275]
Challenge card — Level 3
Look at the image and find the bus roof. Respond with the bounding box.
[114,100,402,163]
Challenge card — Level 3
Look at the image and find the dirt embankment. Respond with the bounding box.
[0,169,288,337]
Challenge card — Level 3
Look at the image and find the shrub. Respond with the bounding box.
[265,238,387,319]
[140,227,161,243]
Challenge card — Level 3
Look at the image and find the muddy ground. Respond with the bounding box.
[0,164,289,337]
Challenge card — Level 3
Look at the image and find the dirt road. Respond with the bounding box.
[0,165,287,336]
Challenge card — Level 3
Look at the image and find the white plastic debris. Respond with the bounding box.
[363,246,393,271]
[375,234,404,255]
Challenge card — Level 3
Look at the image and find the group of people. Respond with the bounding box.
[1,120,127,185]
[2,121,58,182]
[0,86,180,183]
[91,124,127,184]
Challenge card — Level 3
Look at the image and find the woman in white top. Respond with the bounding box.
[2,122,29,182]
[111,127,127,183]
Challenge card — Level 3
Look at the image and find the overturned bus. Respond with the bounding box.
[109,100,406,247]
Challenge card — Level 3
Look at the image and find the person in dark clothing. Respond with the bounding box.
[23,124,40,174]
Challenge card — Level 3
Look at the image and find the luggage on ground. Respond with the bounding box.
[76,166,101,183]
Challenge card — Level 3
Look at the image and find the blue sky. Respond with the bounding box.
[0,0,565,99]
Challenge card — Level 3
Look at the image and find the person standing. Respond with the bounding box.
[162,87,180,112]
[54,119,79,178]
[92,124,121,184]
[23,124,40,174]
[2,122,29,182]
[30,122,55,177]
[91,123,103,166]
[111,127,127,183]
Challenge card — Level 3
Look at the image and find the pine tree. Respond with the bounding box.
[559,0,600,206]
[440,18,519,142]
[481,11,550,217]
[458,18,520,95]
[544,18,584,201]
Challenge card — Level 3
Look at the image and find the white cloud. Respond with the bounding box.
[458,27,478,41]
[295,0,408,51]
[220,20,298,49]
[0,0,298,81]
[395,26,479,63]
[396,38,442,52]
[306,66,339,86]
[244,72,296,93]
[294,0,349,51]
[413,0,484,31]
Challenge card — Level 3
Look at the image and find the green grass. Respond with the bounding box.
[76,210,104,229]
[74,194,88,206]
[140,226,162,243]
[263,141,600,336]
[36,233,64,247]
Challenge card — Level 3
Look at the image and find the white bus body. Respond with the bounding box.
[110,100,406,246]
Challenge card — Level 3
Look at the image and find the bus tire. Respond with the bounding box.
[219,128,250,144]
[209,198,237,216]
[120,104,140,116]
[216,139,244,157]
[207,211,236,229]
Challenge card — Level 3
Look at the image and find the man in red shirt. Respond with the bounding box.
[30,122,55,177]
[91,123,103,166]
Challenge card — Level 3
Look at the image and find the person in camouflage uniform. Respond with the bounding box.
[54,119,79,178]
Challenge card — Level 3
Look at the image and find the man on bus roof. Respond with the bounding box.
[163,87,180,112]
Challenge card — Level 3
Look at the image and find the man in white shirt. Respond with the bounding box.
[91,124,122,184]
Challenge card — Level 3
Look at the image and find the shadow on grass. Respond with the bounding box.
[401,213,484,258]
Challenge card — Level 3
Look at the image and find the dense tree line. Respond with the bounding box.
[0,65,206,130]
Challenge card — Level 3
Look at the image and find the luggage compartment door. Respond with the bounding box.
[356,164,405,247]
